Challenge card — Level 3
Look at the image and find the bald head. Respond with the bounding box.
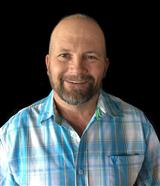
[48,14,107,58]
[45,14,109,106]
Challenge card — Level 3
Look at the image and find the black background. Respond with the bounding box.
[0,1,159,139]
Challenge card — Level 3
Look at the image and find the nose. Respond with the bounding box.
[69,56,88,74]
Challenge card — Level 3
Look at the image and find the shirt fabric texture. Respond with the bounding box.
[0,90,160,186]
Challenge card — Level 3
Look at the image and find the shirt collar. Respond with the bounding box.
[39,90,64,125]
[39,89,121,124]
[97,90,121,118]
[39,90,54,123]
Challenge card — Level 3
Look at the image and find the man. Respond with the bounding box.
[0,14,160,186]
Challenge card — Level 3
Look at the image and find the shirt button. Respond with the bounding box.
[78,169,84,175]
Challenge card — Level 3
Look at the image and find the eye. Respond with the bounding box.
[85,54,98,61]
[57,53,71,62]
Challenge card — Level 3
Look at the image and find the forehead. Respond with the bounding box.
[50,18,105,52]
[54,18,103,33]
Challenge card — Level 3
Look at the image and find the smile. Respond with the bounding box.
[65,80,87,85]
[65,80,87,84]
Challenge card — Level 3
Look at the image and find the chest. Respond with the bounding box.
[9,117,145,185]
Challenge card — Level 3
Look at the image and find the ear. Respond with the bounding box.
[45,54,50,75]
[103,57,110,78]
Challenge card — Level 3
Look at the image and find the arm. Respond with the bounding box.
[136,122,160,185]
[0,139,9,185]
[0,138,19,186]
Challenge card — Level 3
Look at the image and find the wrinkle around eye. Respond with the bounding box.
[87,56,98,60]
[84,55,99,62]
[57,53,71,61]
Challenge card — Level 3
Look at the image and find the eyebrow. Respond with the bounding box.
[58,48,101,57]
[84,51,101,57]
[59,48,71,52]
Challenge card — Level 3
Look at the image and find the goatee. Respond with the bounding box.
[52,74,100,105]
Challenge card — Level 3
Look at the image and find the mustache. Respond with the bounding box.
[61,74,94,82]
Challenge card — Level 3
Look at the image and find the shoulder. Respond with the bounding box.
[102,91,158,150]
[101,91,144,116]
[101,91,152,131]
[0,95,48,138]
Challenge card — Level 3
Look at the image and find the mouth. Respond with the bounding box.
[65,80,87,84]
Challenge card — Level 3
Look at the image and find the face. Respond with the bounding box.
[46,18,109,105]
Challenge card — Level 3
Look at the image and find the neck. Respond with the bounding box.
[53,91,99,136]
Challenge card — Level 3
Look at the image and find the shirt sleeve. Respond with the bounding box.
[0,138,19,185]
[0,139,9,185]
[136,120,160,185]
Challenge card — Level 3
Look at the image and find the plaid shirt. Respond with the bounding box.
[0,90,160,186]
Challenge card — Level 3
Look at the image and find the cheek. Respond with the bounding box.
[49,63,66,81]
[90,65,106,82]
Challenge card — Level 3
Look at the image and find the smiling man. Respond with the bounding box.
[45,15,108,136]
[0,14,160,186]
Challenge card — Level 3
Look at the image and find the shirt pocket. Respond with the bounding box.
[107,154,144,186]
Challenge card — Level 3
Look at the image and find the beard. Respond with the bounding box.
[50,74,101,105]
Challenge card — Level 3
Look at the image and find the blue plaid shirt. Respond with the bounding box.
[0,90,160,185]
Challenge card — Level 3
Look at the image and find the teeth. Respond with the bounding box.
[66,80,86,83]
